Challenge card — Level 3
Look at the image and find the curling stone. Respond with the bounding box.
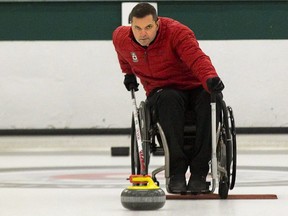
[121,175,166,210]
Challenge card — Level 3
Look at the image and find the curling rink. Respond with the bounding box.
[0,134,287,216]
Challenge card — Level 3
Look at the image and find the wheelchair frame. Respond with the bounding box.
[130,89,237,199]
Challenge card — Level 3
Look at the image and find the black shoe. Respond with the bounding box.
[187,175,207,194]
[167,175,187,194]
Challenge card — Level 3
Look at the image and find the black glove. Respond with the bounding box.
[206,77,225,93]
[123,74,139,91]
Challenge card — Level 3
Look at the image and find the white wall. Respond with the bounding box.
[0,40,287,129]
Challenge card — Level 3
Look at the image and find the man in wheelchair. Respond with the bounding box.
[113,2,225,194]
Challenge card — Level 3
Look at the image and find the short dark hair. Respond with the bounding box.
[129,3,158,23]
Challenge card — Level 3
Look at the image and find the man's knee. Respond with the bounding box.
[147,89,187,123]
[154,89,186,107]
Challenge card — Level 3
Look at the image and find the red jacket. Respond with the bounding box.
[113,17,218,96]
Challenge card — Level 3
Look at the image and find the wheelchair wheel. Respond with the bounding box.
[219,176,229,199]
[217,100,237,198]
[217,128,229,199]
[130,101,151,175]
[227,106,237,189]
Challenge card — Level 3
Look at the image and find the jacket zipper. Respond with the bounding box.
[144,50,153,77]
[144,50,148,63]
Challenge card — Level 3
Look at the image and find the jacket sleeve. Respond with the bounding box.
[173,25,218,92]
[112,27,133,75]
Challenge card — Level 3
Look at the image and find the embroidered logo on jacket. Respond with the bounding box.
[130,52,138,62]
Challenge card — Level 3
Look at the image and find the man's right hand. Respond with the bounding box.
[124,74,139,91]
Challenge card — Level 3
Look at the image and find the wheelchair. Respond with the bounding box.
[129,89,237,199]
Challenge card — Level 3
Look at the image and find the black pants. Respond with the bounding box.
[147,87,220,177]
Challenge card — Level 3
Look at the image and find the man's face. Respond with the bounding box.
[131,15,159,47]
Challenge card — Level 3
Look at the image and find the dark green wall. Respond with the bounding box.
[0,2,121,40]
[159,1,288,40]
[0,1,287,40]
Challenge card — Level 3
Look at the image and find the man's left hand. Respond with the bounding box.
[206,77,225,93]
